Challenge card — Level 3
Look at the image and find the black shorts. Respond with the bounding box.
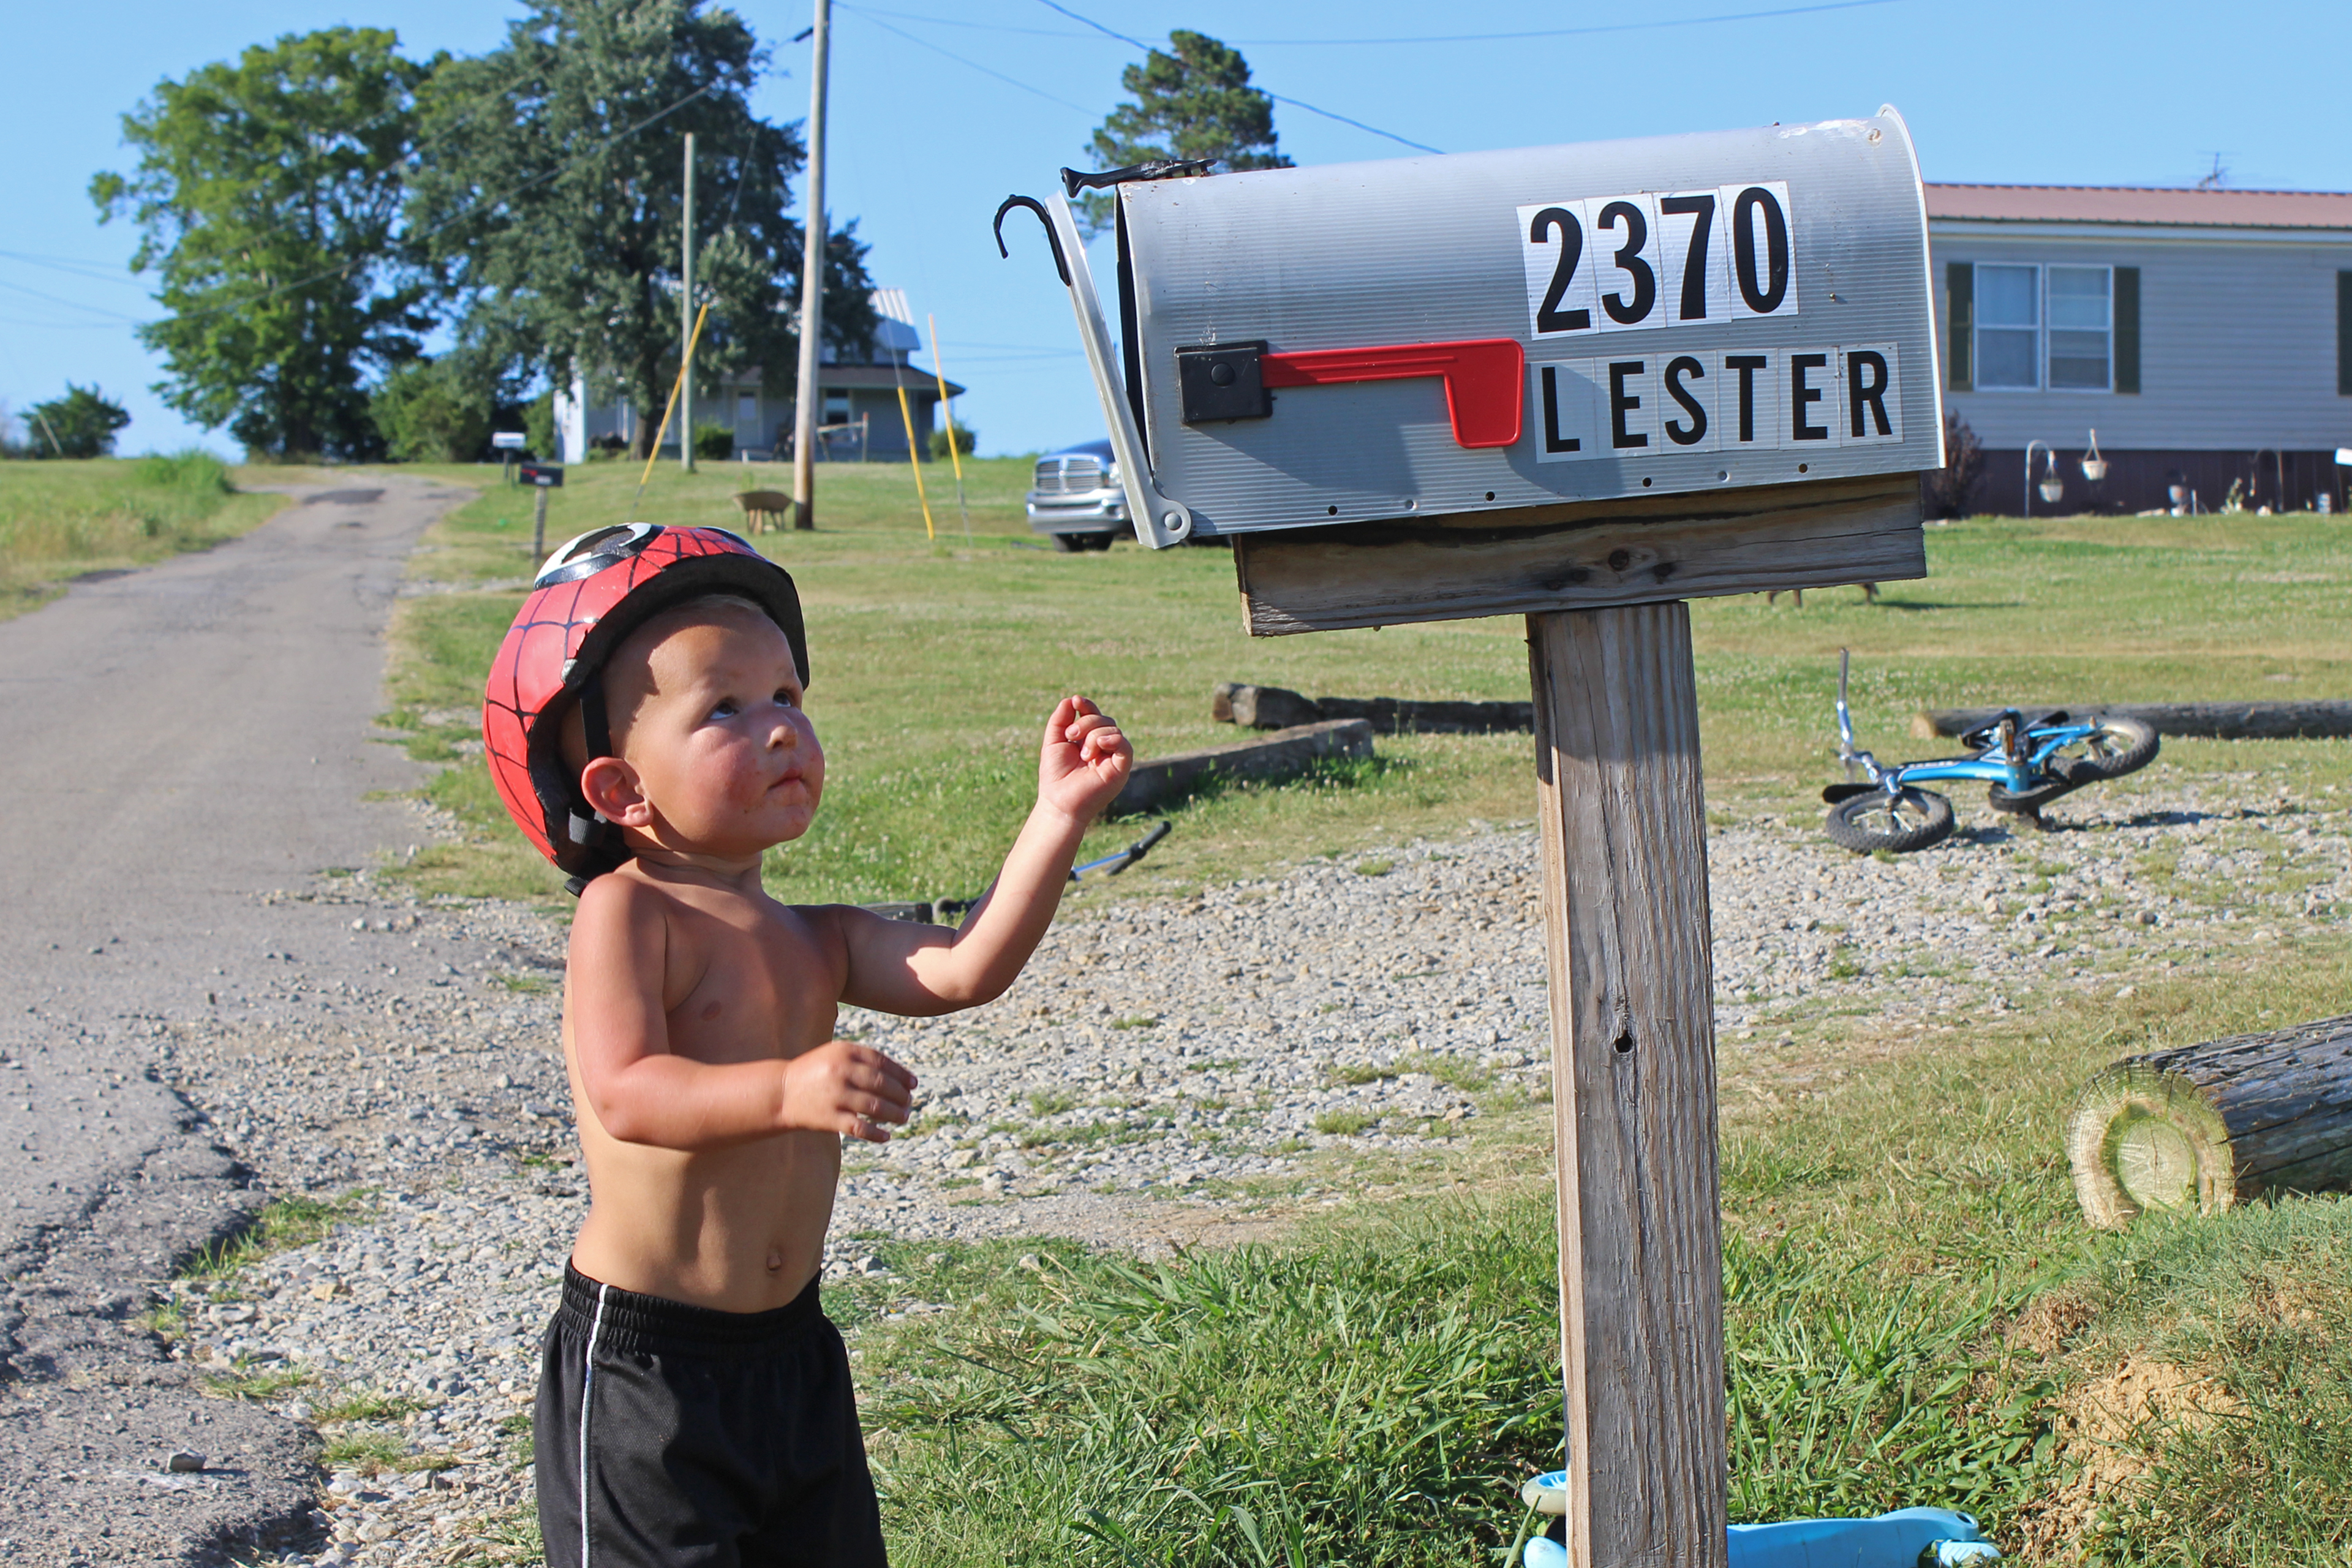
[535,1263,886,1568]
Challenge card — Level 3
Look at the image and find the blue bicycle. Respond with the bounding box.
[1822,650,2158,853]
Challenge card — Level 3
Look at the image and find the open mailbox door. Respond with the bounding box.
[1001,107,1941,549]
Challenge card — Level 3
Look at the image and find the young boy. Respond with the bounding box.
[480,524,1131,1566]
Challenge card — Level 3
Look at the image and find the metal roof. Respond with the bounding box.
[1925,183,2352,230]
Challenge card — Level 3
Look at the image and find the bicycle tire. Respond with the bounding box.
[2054,715,2159,782]
[1823,788,1955,854]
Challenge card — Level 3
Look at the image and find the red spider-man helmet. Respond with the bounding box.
[481,523,809,891]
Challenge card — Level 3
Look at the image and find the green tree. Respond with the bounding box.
[91,28,435,460]
[1080,31,1291,236]
[20,385,132,459]
[404,0,876,460]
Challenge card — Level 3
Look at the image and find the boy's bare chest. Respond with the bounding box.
[663,903,842,1062]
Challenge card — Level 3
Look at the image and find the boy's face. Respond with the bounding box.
[605,605,824,859]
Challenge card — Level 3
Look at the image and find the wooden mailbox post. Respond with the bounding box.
[1005,106,1940,1566]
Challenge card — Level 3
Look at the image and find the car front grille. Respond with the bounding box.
[1031,456,1106,495]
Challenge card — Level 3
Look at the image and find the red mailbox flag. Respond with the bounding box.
[1261,339,1525,449]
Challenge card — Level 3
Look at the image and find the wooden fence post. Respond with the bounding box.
[1527,600,1727,1567]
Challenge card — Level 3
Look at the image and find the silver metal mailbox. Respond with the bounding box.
[1005,106,1941,549]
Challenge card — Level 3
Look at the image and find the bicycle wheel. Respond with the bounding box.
[2049,715,2159,782]
[1823,788,1955,854]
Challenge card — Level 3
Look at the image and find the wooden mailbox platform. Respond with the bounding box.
[1235,471,1926,1567]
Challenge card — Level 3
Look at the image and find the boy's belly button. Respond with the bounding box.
[767,1248,784,1272]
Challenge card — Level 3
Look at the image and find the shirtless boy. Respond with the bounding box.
[481,524,1131,1566]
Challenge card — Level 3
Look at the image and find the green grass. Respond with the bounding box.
[178,1191,372,1281]
[376,466,2352,911]
[0,451,291,620]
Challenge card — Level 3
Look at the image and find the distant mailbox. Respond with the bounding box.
[1003,107,1942,548]
[519,462,564,488]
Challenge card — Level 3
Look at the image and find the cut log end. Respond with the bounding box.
[2067,1063,2237,1228]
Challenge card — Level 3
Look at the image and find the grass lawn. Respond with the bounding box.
[379,462,2352,1564]
[0,452,295,620]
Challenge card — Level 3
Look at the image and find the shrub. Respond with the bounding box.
[21,385,131,459]
[131,449,233,495]
[928,423,976,459]
[692,422,733,461]
[372,360,493,464]
[1923,412,1984,518]
[525,391,557,462]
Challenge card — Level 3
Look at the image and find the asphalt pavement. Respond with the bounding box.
[0,477,475,1564]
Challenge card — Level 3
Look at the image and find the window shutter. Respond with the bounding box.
[2114,266,2141,394]
[1946,262,1972,391]
[2339,271,2352,396]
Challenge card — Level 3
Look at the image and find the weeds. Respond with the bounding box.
[179,1192,371,1281]
[204,1365,314,1403]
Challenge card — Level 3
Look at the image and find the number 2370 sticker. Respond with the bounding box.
[1516,182,1796,337]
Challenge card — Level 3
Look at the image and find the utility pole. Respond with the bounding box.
[790,0,830,530]
[681,131,696,472]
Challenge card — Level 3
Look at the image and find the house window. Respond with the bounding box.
[1974,264,2040,388]
[2046,266,2113,390]
[1967,263,2115,391]
[822,393,850,426]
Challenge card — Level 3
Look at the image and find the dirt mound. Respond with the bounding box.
[2010,1357,2241,1562]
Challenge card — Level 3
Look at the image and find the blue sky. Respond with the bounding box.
[4,1,2346,459]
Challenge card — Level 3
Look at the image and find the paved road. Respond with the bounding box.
[0,478,472,1564]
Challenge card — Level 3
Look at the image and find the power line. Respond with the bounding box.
[872,0,1907,46]
[1234,0,1909,44]
[1030,0,1441,154]
[1265,94,1439,156]
[0,277,149,324]
[841,8,1093,112]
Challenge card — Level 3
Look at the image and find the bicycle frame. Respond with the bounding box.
[1835,650,2104,797]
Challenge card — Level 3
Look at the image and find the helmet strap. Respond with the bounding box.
[566,674,620,856]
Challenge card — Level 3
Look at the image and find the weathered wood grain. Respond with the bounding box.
[1109,718,1373,816]
[1231,472,1926,636]
[1917,701,2352,742]
[2068,1013,2352,1227]
[1528,602,1727,1568]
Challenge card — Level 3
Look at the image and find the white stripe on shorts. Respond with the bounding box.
[579,1282,610,1567]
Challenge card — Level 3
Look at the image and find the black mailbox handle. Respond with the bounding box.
[992,195,1069,287]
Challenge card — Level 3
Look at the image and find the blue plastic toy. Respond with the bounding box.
[1513,1471,1999,1568]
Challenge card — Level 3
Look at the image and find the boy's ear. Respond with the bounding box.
[579,756,654,829]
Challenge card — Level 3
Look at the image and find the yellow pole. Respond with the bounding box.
[927,313,971,539]
[894,381,935,540]
[635,303,712,513]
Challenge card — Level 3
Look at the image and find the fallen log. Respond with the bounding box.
[1112,718,1374,816]
[2067,1013,2352,1227]
[1210,682,1534,735]
[1914,701,2352,742]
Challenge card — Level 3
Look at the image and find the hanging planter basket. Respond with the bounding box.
[2081,429,2108,484]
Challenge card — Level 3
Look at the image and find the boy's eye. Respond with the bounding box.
[708,699,739,721]
[774,688,798,708]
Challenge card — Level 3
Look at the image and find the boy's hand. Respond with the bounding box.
[780,1041,916,1142]
[1038,695,1132,822]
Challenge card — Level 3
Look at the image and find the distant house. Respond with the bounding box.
[552,287,963,464]
[1928,184,2352,513]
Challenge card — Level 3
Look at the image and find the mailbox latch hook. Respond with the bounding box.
[992,195,1069,286]
[1058,159,1216,197]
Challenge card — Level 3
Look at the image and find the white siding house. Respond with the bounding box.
[552,287,963,465]
[1928,184,2352,513]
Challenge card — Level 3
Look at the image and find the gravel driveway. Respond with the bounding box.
[143,763,2342,1565]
